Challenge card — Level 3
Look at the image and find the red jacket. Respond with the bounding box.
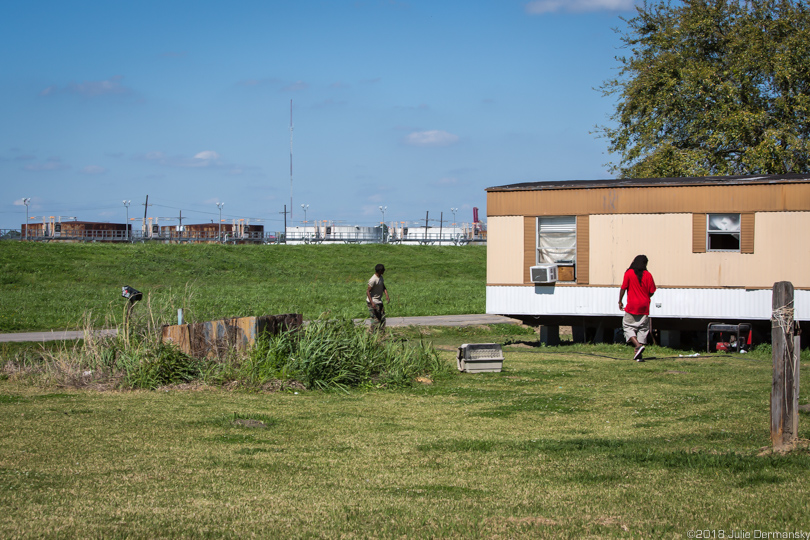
[621,269,656,315]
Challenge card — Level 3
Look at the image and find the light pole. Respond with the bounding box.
[379,206,388,243]
[300,204,309,225]
[123,200,131,241]
[22,198,30,240]
[450,207,458,226]
[216,202,225,242]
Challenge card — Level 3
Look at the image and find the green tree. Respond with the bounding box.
[598,0,810,178]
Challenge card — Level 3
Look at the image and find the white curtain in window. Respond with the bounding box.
[537,216,576,264]
[708,214,740,232]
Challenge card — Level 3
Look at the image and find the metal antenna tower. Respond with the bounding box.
[290,99,293,221]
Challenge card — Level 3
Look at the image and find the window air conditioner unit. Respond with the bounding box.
[530,264,558,283]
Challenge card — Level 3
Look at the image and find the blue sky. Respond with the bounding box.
[1,0,637,232]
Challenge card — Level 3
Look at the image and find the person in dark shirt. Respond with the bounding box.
[618,255,656,362]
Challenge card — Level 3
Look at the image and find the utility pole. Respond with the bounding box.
[142,195,151,240]
[279,204,290,243]
[425,211,429,243]
[22,198,30,240]
[379,206,387,243]
[216,202,225,243]
[123,200,130,241]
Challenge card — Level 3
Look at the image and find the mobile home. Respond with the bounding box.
[486,174,810,346]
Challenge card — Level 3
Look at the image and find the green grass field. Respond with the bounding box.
[2,242,809,537]
[2,331,809,538]
[0,243,485,332]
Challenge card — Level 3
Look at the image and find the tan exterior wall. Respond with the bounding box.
[486,216,524,284]
[588,212,810,288]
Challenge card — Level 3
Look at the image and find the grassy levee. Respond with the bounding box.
[0,242,485,332]
[1,340,809,538]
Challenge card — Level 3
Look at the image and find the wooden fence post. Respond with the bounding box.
[770,281,799,449]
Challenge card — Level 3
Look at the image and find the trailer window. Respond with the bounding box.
[707,213,741,251]
[536,216,576,264]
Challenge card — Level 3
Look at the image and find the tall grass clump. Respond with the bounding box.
[243,317,451,391]
[33,291,213,390]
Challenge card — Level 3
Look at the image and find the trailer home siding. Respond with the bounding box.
[485,175,810,329]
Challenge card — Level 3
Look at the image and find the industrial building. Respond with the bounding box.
[21,218,129,242]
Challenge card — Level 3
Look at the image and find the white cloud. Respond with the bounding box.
[525,0,636,14]
[40,75,131,97]
[282,80,309,92]
[237,78,282,88]
[194,151,221,161]
[312,98,347,109]
[403,130,459,147]
[23,157,69,171]
[139,150,224,168]
[80,165,107,175]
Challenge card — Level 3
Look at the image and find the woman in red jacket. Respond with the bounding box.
[618,255,656,362]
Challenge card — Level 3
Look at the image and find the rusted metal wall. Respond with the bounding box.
[23,221,128,232]
[161,313,303,358]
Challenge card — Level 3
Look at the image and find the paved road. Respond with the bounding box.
[0,314,522,343]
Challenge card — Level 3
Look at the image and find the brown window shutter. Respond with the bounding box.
[740,213,755,254]
[576,215,589,284]
[524,216,535,284]
[692,213,707,253]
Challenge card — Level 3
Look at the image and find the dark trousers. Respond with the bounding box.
[367,302,386,332]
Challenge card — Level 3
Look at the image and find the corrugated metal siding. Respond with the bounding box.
[487,183,810,217]
[741,213,755,253]
[576,215,589,284]
[523,216,535,284]
[692,213,706,253]
[486,285,810,320]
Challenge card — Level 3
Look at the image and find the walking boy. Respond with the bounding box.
[366,264,390,333]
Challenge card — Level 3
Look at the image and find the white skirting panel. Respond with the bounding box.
[486,286,810,321]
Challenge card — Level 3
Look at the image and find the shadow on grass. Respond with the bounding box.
[418,436,810,473]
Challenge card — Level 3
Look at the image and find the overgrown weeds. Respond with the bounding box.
[6,294,450,392]
[243,317,451,391]
[30,291,210,390]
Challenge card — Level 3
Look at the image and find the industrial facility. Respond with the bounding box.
[14,213,486,245]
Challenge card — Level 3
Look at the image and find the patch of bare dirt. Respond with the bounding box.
[593,516,630,532]
[233,418,267,429]
[506,342,538,349]
[485,516,559,529]
[758,438,810,456]
[260,379,306,393]
[158,382,217,392]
